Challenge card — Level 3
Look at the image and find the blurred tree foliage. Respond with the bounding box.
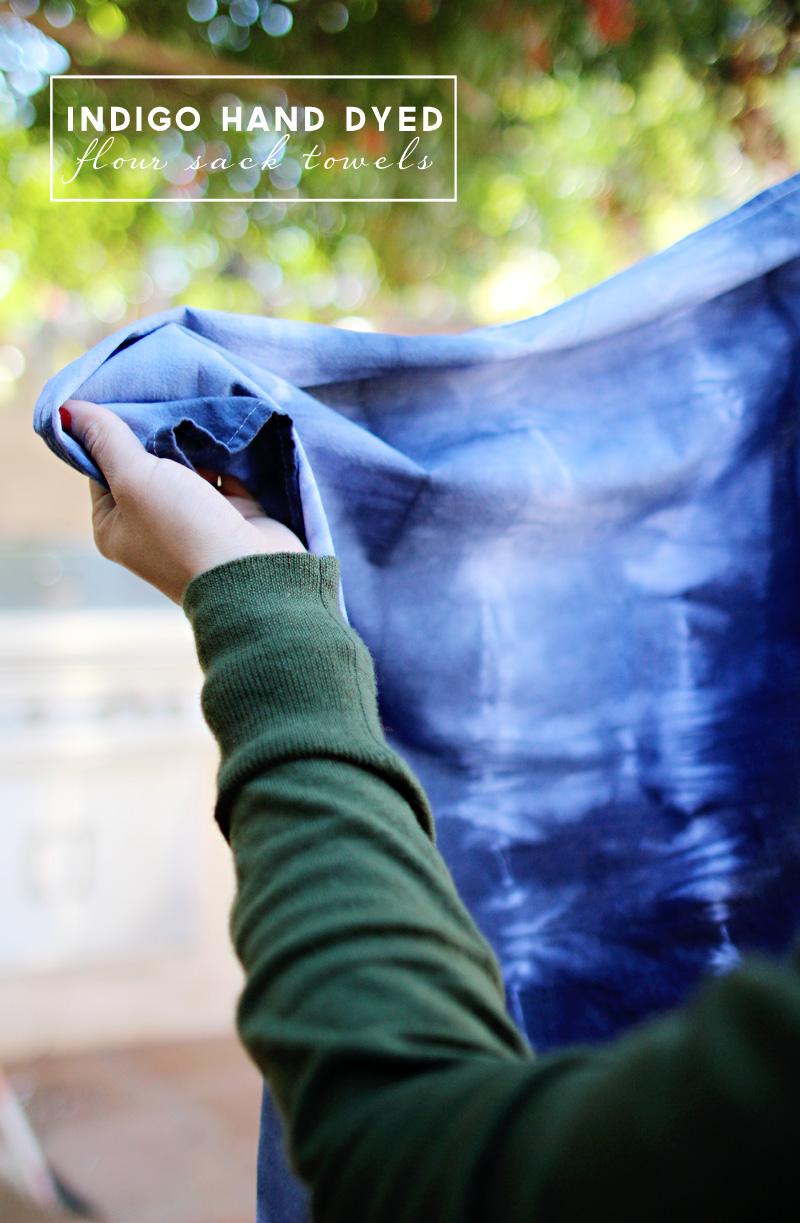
[0,0,799,377]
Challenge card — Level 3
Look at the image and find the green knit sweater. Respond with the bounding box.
[183,551,800,1223]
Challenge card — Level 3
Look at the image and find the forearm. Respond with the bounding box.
[185,553,800,1223]
[183,555,531,1171]
[229,752,531,1107]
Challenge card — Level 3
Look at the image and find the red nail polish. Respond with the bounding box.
[59,406,72,434]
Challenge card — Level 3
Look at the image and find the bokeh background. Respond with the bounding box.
[1,2,799,1220]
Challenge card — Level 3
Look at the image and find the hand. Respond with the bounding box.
[63,399,306,604]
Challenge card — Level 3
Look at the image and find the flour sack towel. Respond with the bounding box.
[35,171,800,1222]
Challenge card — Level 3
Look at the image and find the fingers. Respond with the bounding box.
[194,467,222,488]
[218,473,254,499]
[195,467,263,510]
[221,475,266,525]
[64,400,155,495]
[224,495,266,522]
[89,479,108,507]
[196,469,259,502]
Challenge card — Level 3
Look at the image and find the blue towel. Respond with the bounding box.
[35,171,800,1221]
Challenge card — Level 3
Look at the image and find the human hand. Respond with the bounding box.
[62,399,306,604]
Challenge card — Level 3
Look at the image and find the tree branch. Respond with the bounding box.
[0,4,345,112]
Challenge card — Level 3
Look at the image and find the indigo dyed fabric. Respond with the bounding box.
[35,172,800,1221]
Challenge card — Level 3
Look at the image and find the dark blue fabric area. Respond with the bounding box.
[256,1092,310,1223]
[35,173,800,1222]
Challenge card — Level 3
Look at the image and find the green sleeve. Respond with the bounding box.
[184,552,800,1223]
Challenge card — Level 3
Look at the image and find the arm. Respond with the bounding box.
[65,400,800,1223]
[185,551,800,1223]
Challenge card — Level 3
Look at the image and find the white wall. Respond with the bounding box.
[0,608,244,1059]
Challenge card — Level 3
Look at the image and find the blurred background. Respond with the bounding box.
[1,0,799,1219]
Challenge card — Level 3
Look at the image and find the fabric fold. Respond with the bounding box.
[33,169,800,1220]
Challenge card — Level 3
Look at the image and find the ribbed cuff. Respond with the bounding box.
[183,550,342,665]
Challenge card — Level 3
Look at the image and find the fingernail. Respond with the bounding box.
[59,406,72,434]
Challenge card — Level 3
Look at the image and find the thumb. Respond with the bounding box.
[63,399,155,494]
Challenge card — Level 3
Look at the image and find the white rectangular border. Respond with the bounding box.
[50,74,457,203]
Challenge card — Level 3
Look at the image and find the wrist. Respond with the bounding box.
[185,522,307,593]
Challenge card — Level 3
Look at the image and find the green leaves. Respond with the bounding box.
[0,0,797,365]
